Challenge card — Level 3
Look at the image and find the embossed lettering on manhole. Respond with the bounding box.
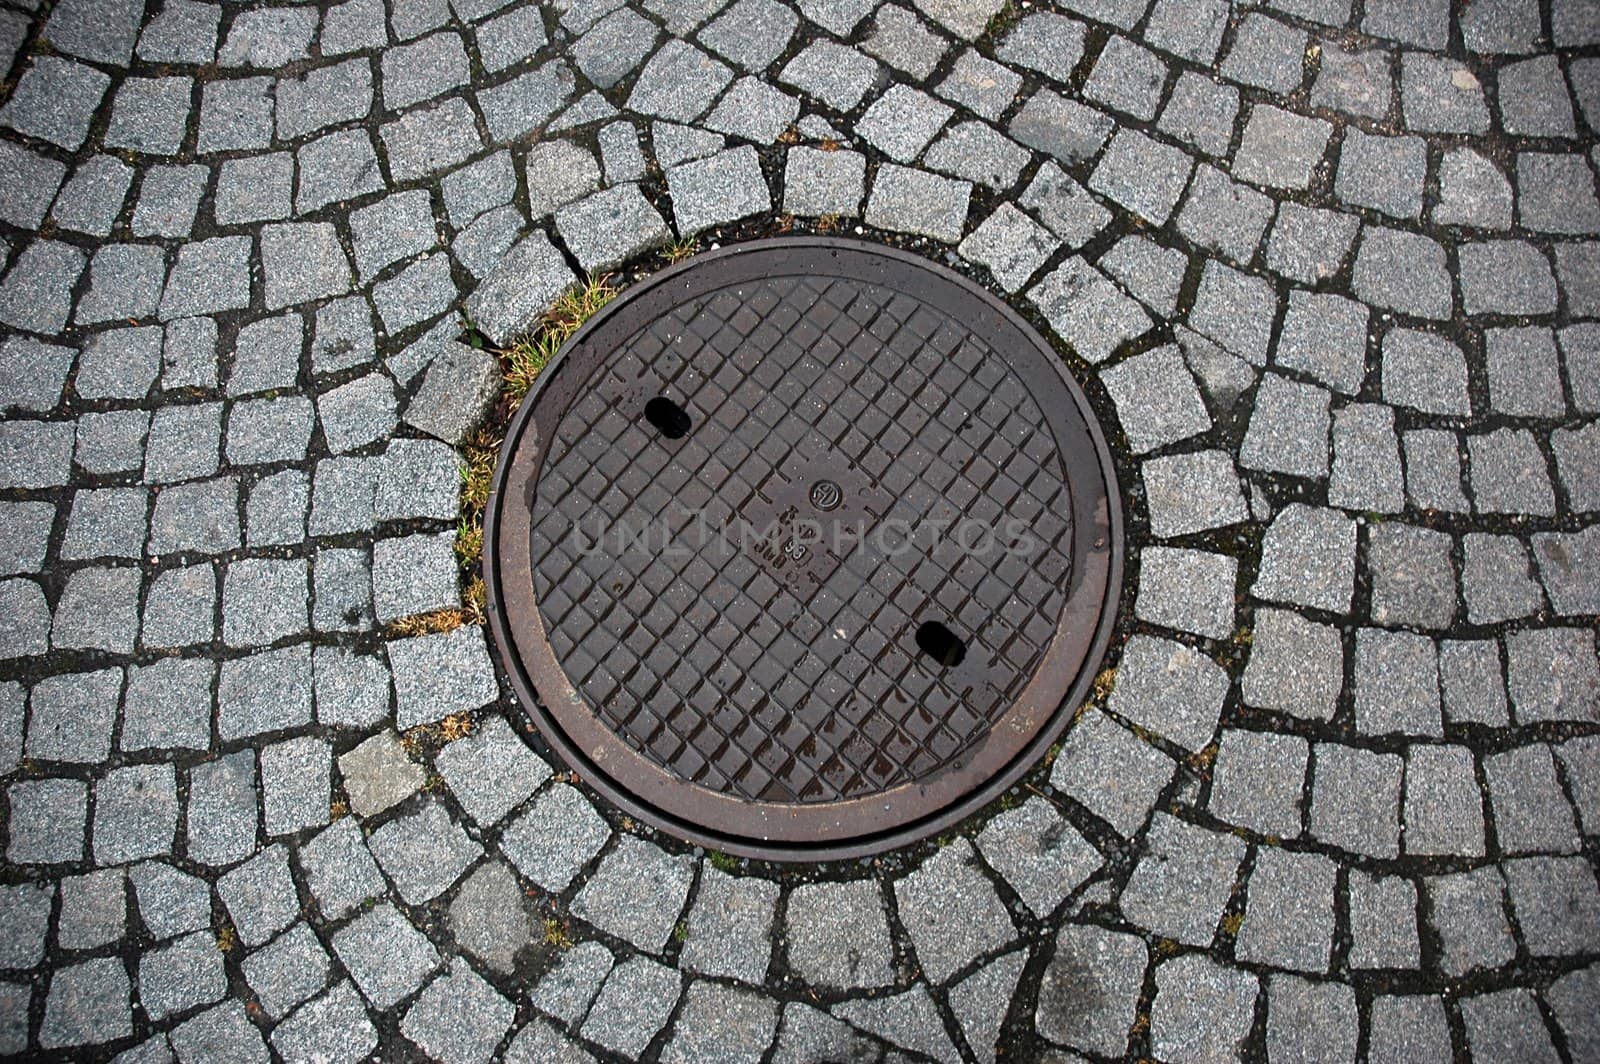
[485,238,1122,860]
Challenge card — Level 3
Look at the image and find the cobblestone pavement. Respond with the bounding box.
[0,0,1598,1060]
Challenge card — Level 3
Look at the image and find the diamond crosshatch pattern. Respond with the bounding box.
[527,267,1076,805]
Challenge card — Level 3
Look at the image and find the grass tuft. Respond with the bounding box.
[664,236,700,263]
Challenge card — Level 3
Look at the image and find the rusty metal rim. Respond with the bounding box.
[484,237,1123,862]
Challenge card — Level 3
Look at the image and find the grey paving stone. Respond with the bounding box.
[1486,327,1566,418]
[371,531,457,624]
[503,1018,601,1064]
[1555,244,1600,318]
[934,49,1024,121]
[1460,988,1561,1064]
[186,751,258,867]
[50,155,133,237]
[1348,872,1420,970]
[158,236,251,321]
[1107,634,1229,752]
[0,502,52,579]
[217,644,313,741]
[373,255,459,335]
[313,646,389,730]
[261,222,354,312]
[625,39,733,123]
[499,781,611,891]
[1469,428,1557,516]
[226,396,315,468]
[121,659,212,753]
[1275,292,1368,397]
[1189,260,1278,367]
[1310,43,1392,118]
[338,731,423,820]
[665,146,773,237]
[1353,629,1441,737]
[893,838,1016,984]
[574,836,694,953]
[379,31,470,112]
[1310,743,1403,859]
[0,56,110,151]
[1497,55,1576,138]
[1032,924,1144,1056]
[1009,89,1112,166]
[141,931,227,1022]
[76,326,162,402]
[77,244,166,324]
[389,623,498,728]
[1369,523,1457,629]
[570,8,657,90]
[1329,403,1405,513]
[786,879,894,989]
[1233,104,1331,190]
[1266,202,1359,286]
[581,957,682,1060]
[923,121,1030,192]
[449,861,531,975]
[1459,240,1557,316]
[7,777,88,865]
[1401,743,1484,857]
[1504,856,1600,957]
[379,103,480,187]
[1135,547,1235,641]
[222,557,308,649]
[1176,164,1273,266]
[1404,429,1471,512]
[0,336,73,416]
[310,456,378,536]
[295,129,383,213]
[273,979,379,1062]
[957,204,1055,293]
[554,185,670,280]
[309,542,373,628]
[210,154,289,228]
[1150,954,1257,1064]
[242,924,331,1022]
[1029,257,1151,365]
[1518,151,1600,234]
[1352,225,1453,319]
[832,988,960,1064]
[259,735,330,838]
[1208,729,1308,837]
[0,240,85,335]
[705,78,799,144]
[348,191,436,285]
[862,163,970,243]
[1121,814,1246,946]
[104,76,193,157]
[661,981,779,1064]
[162,317,220,391]
[129,862,211,941]
[1156,71,1238,158]
[197,76,274,154]
[217,844,298,947]
[1438,639,1508,727]
[523,141,601,221]
[1550,426,1600,517]
[783,146,866,217]
[672,867,776,984]
[1100,236,1186,318]
[401,961,516,1064]
[1254,503,1356,614]
[910,0,1005,38]
[702,0,799,72]
[1462,533,1542,625]
[1219,13,1304,93]
[52,567,141,654]
[1088,129,1193,227]
[297,817,384,921]
[1380,328,1470,415]
[1142,0,1228,60]
[477,60,577,144]
[532,940,614,1025]
[440,153,514,231]
[58,868,125,950]
[272,60,371,142]
[0,881,50,968]
[168,1001,269,1062]
[62,487,148,562]
[435,716,550,827]
[1240,375,1331,479]
[1262,976,1357,1064]
[1431,147,1514,228]
[0,421,73,491]
[366,801,483,906]
[975,796,1100,918]
[1235,847,1337,972]
[1485,745,1581,855]
[93,763,179,866]
[994,11,1084,78]
[149,472,237,553]
[1140,449,1250,538]
[1547,966,1600,1064]
[953,954,1022,1064]
[226,314,301,399]
[858,84,951,163]
[218,7,315,66]
[1017,163,1110,248]
[654,122,724,168]
[473,7,548,74]
[1506,626,1599,724]
[0,579,49,662]
[332,903,440,1010]
[1084,35,1167,121]
[40,957,131,1050]
[1334,129,1425,220]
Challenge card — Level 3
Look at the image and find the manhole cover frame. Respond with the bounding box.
[484,237,1124,861]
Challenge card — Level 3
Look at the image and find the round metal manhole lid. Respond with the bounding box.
[485,238,1122,860]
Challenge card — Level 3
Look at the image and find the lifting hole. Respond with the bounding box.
[916,621,966,668]
[644,396,691,439]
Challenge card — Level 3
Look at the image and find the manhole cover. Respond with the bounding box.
[485,238,1121,860]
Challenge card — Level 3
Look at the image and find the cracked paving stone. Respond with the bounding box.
[556,183,672,275]
[976,796,1101,918]
[894,838,1017,985]
[833,988,960,1064]
[532,940,615,1027]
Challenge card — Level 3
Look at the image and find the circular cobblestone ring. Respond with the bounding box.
[486,238,1121,859]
